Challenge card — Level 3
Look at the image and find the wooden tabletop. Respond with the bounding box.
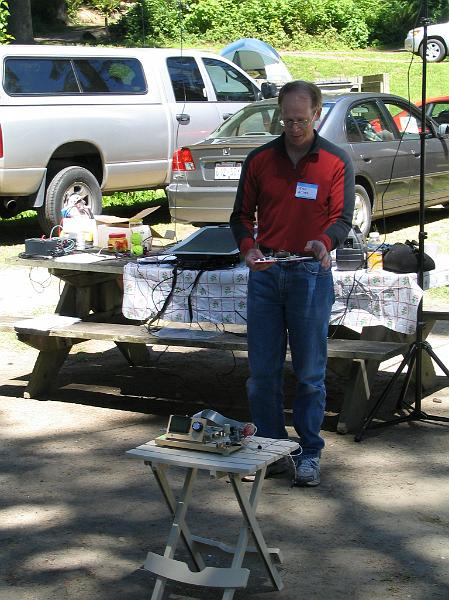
[127,437,299,475]
[9,253,133,274]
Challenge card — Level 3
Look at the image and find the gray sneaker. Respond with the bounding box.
[294,456,320,487]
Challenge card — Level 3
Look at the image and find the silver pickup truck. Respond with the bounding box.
[0,44,275,231]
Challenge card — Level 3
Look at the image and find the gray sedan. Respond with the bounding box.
[167,92,449,236]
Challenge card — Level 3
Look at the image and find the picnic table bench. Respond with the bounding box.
[0,314,407,434]
[6,252,448,434]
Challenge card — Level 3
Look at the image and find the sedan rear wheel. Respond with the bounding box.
[353,184,372,237]
[420,38,447,63]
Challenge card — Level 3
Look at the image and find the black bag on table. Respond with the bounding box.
[382,240,435,274]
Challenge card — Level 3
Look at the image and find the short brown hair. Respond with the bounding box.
[278,80,322,112]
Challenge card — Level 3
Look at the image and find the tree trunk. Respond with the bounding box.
[9,0,34,43]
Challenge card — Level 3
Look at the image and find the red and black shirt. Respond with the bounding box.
[230,132,355,256]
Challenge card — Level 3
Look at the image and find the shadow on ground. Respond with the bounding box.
[1,343,449,599]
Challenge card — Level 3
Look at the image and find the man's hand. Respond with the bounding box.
[245,248,274,271]
[304,240,331,269]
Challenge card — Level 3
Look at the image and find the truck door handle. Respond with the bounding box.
[222,112,234,120]
[411,149,421,157]
[176,113,190,124]
[360,154,371,162]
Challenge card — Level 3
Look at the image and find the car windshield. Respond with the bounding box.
[209,100,335,139]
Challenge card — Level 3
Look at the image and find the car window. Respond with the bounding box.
[4,58,79,94]
[384,102,429,139]
[74,59,146,93]
[166,56,206,102]
[315,103,333,129]
[202,57,257,102]
[430,102,449,124]
[211,104,280,137]
[346,102,394,143]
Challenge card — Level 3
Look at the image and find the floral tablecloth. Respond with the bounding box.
[122,256,449,335]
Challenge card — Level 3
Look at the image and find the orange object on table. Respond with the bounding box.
[108,232,128,252]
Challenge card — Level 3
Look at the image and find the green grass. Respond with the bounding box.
[0,190,169,229]
[283,50,449,100]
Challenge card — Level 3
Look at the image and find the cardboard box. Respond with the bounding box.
[94,206,162,250]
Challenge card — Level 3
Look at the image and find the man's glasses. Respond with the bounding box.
[279,113,316,129]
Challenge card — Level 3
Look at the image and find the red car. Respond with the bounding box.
[415,96,449,124]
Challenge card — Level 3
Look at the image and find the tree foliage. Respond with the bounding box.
[0,0,12,43]
[109,0,449,49]
[30,0,449,49]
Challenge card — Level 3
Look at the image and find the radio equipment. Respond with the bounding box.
[155,410,256,455]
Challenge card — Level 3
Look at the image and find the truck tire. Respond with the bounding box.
[37,166,102,234]
[353,184,372,237]
[420,38,446,63]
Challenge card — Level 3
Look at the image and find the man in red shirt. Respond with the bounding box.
[230,80,354,486]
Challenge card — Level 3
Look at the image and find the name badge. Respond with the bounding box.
[295,182,318,200]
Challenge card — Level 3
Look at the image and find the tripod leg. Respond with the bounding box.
[354,344,416,442]
[395,349,417,411]
[424,344,449,379]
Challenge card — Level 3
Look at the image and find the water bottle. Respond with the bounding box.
[366,231,383,270]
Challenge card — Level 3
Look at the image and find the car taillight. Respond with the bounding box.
[0,125,3,158]
[172,148,195,171]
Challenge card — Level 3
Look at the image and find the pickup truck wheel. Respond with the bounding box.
[353,184,372,237]
[38,166,102,233]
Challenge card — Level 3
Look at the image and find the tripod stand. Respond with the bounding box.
[354,6,449,442]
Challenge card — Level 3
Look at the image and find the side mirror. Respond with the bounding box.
[438,123,449,136]
[261,81,278,99]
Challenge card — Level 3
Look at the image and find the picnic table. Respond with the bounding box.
[3,252,448,432]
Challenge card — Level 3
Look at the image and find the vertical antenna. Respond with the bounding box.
[140,0,146,46]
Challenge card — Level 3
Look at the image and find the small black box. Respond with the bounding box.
[25,238,61,256]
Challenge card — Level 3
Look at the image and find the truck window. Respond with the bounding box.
[202,58,257,102]
[4,58,79,95]
[73,58,147,94]
[166,57,207,102]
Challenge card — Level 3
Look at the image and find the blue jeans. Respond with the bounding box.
[246,260,334,457]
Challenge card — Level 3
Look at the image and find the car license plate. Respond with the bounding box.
[214,162,242,180]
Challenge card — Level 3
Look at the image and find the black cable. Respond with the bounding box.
[187,269,204,323]
[145,266,178,327]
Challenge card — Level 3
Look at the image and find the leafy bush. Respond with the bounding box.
[66,0,85,20]
[0,0,11,43]
[110,0,181,46]
[110,0,428,49]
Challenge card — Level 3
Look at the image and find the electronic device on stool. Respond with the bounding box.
[155,409,256,455]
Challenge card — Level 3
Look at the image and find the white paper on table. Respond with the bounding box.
[53,253,111,263]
